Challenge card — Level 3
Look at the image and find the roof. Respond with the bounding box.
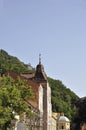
[34,63,47,82]
[21,73,35,79]
[7,62,47,109]
[7,71,40,109]
[26,80,40,109]
[21,63,47,83]
[57,116,70,122]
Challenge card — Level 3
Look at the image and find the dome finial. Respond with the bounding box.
[39,53,41,64]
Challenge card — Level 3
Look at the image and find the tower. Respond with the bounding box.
[35,54,47,82]
[21,55,52,130]
[34,55,52,130]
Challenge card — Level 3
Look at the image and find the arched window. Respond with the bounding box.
[62,125,64,129]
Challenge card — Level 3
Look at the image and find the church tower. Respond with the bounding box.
[34,55,52,130]
[21,55,52,130]
[34,54,47,83]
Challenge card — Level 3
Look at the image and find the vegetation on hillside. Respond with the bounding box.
[0,49,34,73]
[0,75,33,130]
[48,77,79,119]
[71,97,86,130]
[0,49,79,121]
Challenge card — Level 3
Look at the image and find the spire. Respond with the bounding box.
[34,54,47,82]
[39,54,41,64]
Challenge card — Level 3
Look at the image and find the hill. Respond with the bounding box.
[0,49,79,119]
[48,77,79,119]
[0,49,34,73]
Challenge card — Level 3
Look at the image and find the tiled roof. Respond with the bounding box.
[26,80,40,109]
[7,62,47,109]
[21,73,35,79]
[35,63,47,81]
[7,71,40,109]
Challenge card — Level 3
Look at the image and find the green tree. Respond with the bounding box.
[0,75,33,130]
[0,49,35,73]
[48,77,79,120]
[72,97,86,130]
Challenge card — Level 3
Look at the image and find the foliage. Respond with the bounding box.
[0,49,80,122]
[0,49,35,73]
[0,75,33,129]
[72,97,86,130]
[48,77,79,119]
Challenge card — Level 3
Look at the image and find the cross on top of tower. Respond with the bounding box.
[39,54,41,64]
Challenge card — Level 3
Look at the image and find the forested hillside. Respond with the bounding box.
[0,49,79,119]
[48,77,79,119]
[0,49,34,73]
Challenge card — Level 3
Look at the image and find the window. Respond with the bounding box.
[62,125,64,129]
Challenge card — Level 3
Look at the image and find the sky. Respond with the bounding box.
[0,0,86,98]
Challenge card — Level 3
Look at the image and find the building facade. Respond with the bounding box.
[57,113,70,130]
[20,60,56,130]
[81,123,86,130]
[7,59,56,130]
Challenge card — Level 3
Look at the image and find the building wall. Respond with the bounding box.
[47,83,52,130]
[51,117,57,130]
[14,82,54,130]
[43,84,47,130]
[81,123,86,130]
[38,84,43,128]
[39,84,43,114]
[57,122,70,130]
